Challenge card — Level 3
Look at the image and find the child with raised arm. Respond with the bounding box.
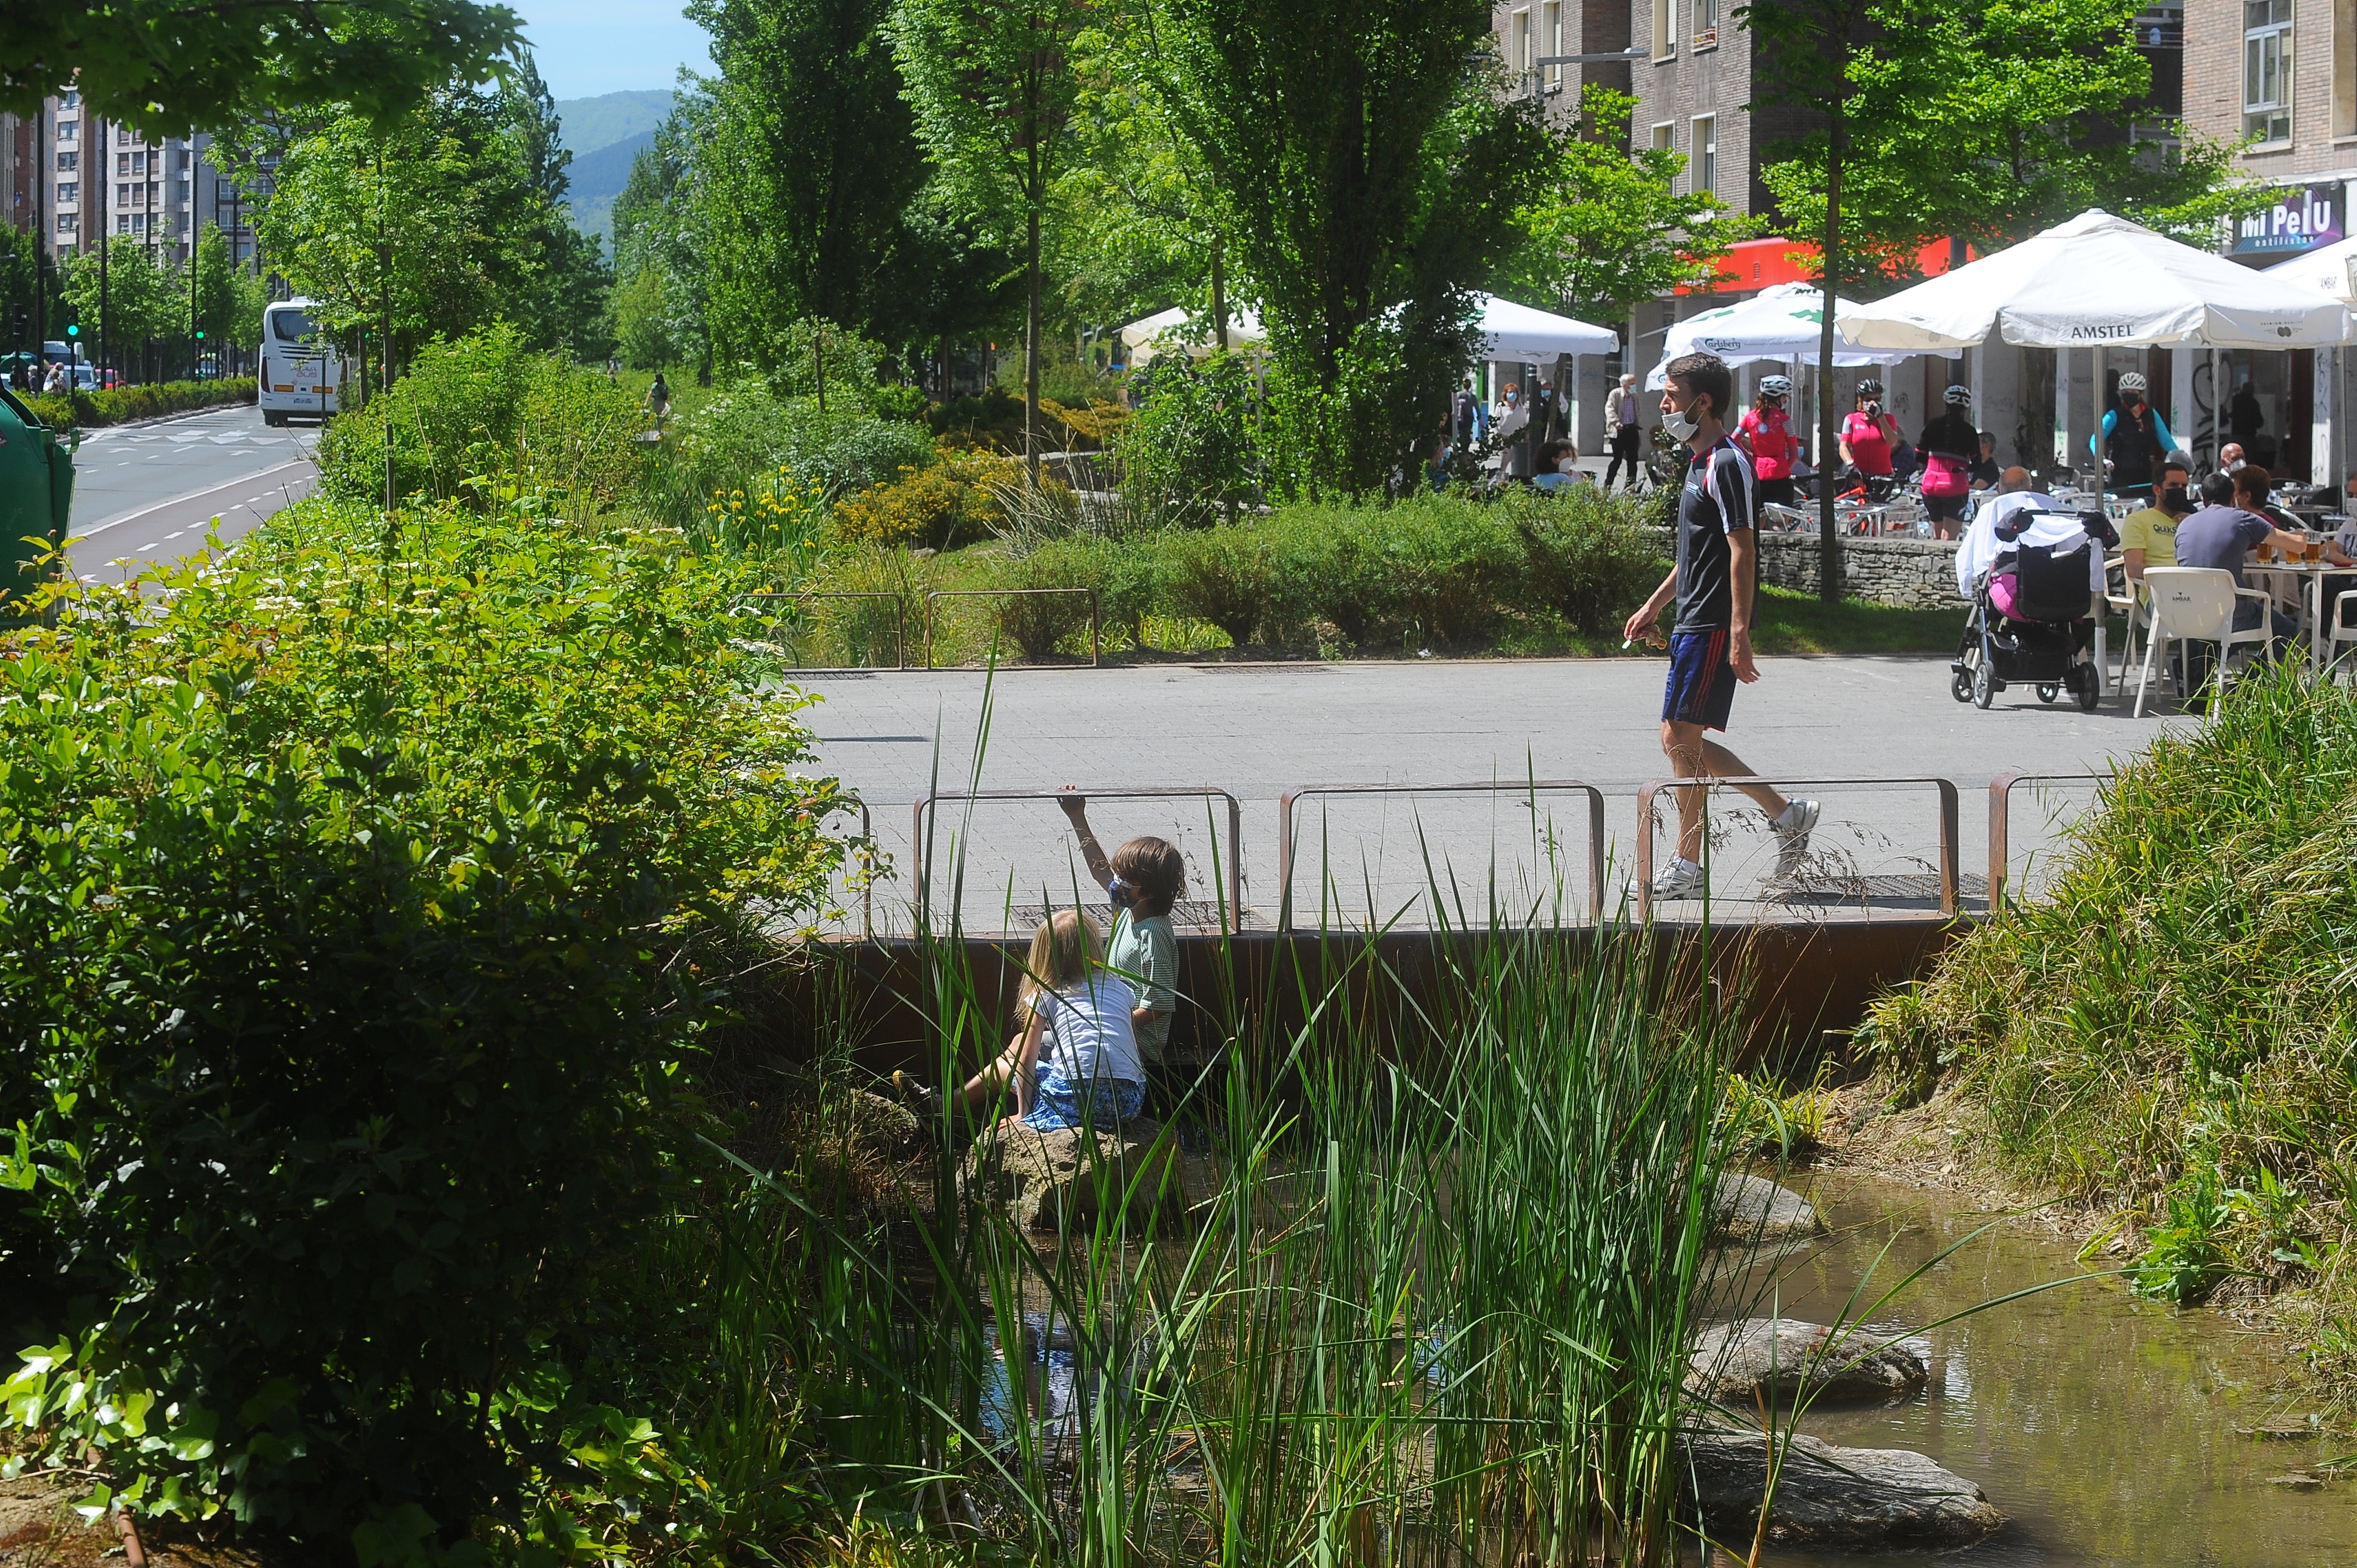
[1055,794,1182,1070]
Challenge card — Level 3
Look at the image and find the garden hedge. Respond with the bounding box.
[23,376,256,430]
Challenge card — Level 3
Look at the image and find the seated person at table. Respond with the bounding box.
[2119,457,2194,582]
[1969,431,2001,491]
[2172,468,2302,661]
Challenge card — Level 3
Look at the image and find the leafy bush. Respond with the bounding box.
[0,495,847,1546]
[1117,350,1260,513]
[927,385,1023,450]
[831,448,1023,550]
[317,325,644,510]
[1506,484,1666,635]
[23,376,255,430]
[643,380,938,538]
[1161,524,1282,647]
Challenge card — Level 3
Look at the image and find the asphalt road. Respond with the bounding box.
[67,403,320,581]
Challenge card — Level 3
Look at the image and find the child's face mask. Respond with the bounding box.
[1107,878,1135,910]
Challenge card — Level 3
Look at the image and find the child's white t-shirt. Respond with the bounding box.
[1032,975,1144,1087]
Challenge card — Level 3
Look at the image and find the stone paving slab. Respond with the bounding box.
[794,654,2188,935]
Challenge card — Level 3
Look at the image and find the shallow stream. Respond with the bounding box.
[1768,1170,2356,1565]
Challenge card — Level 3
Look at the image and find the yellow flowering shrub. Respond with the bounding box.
[831,448,1032,550]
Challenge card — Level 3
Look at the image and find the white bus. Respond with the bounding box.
[257,298,344,426]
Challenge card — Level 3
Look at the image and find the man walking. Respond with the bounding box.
[1622,351,1818,902]
[1605,373,1644,490]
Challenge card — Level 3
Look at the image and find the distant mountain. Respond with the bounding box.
[554,90,674,159]
[563,127,657,251]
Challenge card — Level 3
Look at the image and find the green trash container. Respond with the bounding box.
[0,386,74,605]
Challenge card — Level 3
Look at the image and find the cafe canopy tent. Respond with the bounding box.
[1116,294,1615,362]
[2264,234,2357,304]
[1838,209,2351,352]
[1643,283,1911,388]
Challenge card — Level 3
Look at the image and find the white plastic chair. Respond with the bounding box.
[2134,568,2274,718]
[2101,554,2143,691]
[2325,587,2357,679]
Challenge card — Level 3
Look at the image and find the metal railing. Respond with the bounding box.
[1633,775,1962,922]
[910,786,1244,933]
[833,791,877,938]
[733,590,907,670]
[923,588,1100,669]
[1987,771,2110,910]
[1274,780,1607,932]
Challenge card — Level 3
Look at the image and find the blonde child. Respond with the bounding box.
[902,909,1145,1132]
[1055,795,1181,1068]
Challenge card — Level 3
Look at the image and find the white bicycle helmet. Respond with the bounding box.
[1759,375,1792,398]
[2118,371,2148,394]
[1944,384,1971,405]
[1856,378,1884,398]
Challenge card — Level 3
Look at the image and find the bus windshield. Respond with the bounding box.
[270,308,318,344]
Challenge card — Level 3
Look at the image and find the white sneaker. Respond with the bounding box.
[1634,857,1708,901]
[1772,800,1820,878]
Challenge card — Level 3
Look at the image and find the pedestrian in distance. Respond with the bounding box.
[2096,372,2173,497]
[894,908,1146,1136]
[2229,381,2265,459]
[1621,350,1819,904]
[1054,795,1182,1083]
[645,372,671,429]
[1605,373,1644,491]
[1917,385,1980,540]
[1736,375,1798,509]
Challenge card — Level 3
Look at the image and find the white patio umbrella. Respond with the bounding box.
[1838,209,2351,350]
[2264,235,2357,304]
[1644,282,1910,388]
[1116,294,1615,361]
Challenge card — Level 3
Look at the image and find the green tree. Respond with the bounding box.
[894,0,1089,481]
[225,62,586,373]
[689,0,929,363]
[65,236,187,374]
[613,262,676,370]
[192,221,268,361]
[1,1,518,133]
[1148,4,1550,496]
[1499,86,1754,325]
[610,114,711,379]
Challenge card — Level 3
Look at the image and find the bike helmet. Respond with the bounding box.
[2118,371,2148,394]
[1944,384,1971,405]
[1758,375,1792,399]
[1856,378,1883,398]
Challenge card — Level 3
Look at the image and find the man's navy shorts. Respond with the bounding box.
[1662,629,1737,731]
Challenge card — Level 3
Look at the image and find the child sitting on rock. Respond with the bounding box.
[1054,794,1182,1072]
[900,908,1145,1133]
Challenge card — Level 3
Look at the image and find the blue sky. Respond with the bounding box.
[512,0,711,99]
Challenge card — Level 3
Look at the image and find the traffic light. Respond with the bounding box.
[64,324,78,339]
[194,329,205,341]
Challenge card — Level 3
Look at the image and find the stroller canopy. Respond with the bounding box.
[1957,494,2107,600]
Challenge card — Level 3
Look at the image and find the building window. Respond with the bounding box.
[1691,115,1717,193]
[1694,0,1718,48]
[56,151,74,172]
[131,213,146,234]
[216,178,238,202]
[1543,1,1562,85]
[1650,121,1675,156]
[117,213,131,233]
[57,120,74,141]
[60,90,79,108]
[1513,8,1532,80]
[56,214,76,233]
[1653,0,1674,57]
[56,182,76,205]
[2244,0,2292,143]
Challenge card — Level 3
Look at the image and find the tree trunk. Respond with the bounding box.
[1026,201,1042,488]
[1211,236,1228,354]
[1817,49,1845,605]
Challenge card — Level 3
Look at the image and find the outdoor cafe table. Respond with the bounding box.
[2244,559,2342,675]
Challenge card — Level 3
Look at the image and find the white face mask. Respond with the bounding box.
[1661,405,1700,441]
[1558,456,1578,473]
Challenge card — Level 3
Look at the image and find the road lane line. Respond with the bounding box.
[74,460,316,541]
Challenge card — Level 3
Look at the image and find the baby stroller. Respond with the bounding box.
[1951,509,2104,711]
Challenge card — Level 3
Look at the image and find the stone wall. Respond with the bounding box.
[1754,531,1962,609]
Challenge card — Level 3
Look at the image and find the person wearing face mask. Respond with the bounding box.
[1532,439,1589,491]
[1605,373,1644,490]
[2093,371,2173,497]
[1619,350,1818,902]
[1736,375,1798,508]
[2118,456,2194,584]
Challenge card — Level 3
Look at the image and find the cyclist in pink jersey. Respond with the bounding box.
[1838,379,1897,478]
[1736,375,1798,508]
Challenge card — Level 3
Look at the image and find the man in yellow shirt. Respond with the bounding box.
[2119,454,2193,581]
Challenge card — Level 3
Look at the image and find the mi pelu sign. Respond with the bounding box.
[2231,184,2344,257]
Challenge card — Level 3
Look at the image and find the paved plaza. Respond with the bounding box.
[801,654,2190,935]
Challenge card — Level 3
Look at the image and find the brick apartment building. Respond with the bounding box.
[2181,0,2356,481]
[1493,0,2205,477]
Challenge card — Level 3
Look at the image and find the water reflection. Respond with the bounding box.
[1766,1172,2357,1566]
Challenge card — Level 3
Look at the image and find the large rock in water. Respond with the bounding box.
[1712,1172,1824,1240]
[1689,1317,1929,1406]
[961,1118,1178,1233]
[1683,1430,2003,1550]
